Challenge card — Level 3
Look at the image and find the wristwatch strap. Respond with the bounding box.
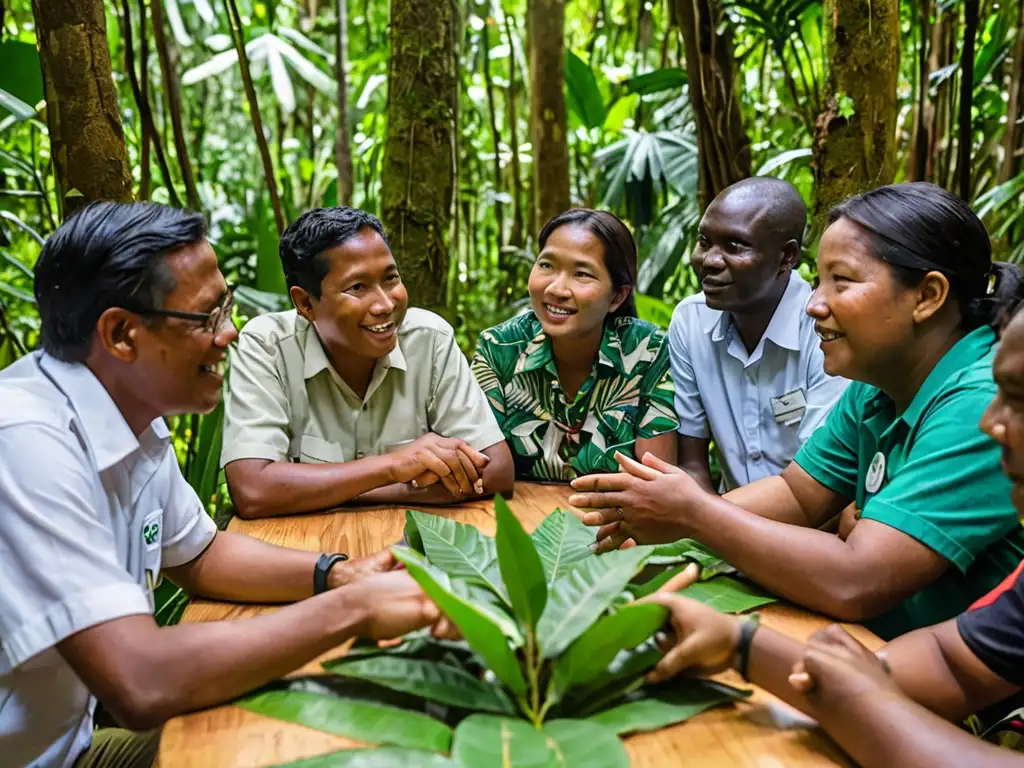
[735,613,761,682]
[313,552,350,595]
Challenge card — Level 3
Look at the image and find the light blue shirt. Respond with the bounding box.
[668,271,848,491]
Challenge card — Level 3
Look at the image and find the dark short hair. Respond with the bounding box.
[537,209,638,319]
[828,182,1024,331]
[279,207,390,300]
[34,201,208,362]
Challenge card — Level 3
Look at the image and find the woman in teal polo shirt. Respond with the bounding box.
[471,209,680,481]
[569,182,1024,639]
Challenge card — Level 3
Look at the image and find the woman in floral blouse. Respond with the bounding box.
[471,209,680,481]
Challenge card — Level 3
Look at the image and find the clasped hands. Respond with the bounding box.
[568,451,708,552]
[390,432,490,499]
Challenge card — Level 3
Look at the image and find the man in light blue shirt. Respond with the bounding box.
[669,177,847,491]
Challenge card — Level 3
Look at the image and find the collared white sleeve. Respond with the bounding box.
[668,307,710,439]
[160,447,217,568]
[222,329,292,465]
[797,338,849,444]
[0,424,151,667]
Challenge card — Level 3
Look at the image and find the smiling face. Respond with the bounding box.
[981,310,1024,519]
[293,227,408,366]
[806,218,928,383]
[132,241,236,415]
[691,191,795,313]
[528,225,628,341]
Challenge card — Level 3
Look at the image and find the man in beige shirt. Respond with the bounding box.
[222,206,514,517]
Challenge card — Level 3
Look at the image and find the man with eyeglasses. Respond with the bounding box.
[0,202,447,768]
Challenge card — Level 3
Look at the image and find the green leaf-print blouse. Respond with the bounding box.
[470,311,680,481]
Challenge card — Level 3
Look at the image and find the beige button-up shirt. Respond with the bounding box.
[222,308,504,467]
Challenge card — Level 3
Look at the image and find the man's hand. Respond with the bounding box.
[638,564,741,682]
[390,433,490,497]
[569,452,707,551]
[327,549,399,590]
[345,570,445,640]
[789,624,900,706]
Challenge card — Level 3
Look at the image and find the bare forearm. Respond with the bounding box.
[165,532,318,603]
[814,691,1024,768]
[229,456,395,518]
[684,497,880,619]
[85,589,366,729]
[723,475,819,526]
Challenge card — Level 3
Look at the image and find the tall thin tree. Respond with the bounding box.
[380,0,457,310]
[32,0,133,214]
[528,0,570,228]
[335,0,354,206]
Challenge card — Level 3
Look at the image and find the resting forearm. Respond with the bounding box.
[166,532,318,603]
[685,498,882,619]
[813,691,1024,768]
[723,475,818,526]
[98,588,365,729]
[232,456,395,518]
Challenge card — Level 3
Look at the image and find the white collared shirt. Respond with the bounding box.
[0,353,217,768]
[668,271,848,490]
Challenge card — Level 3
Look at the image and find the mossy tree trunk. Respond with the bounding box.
[380,0,456,310]
[528,0,570,230]
[811,0,899,232]
[32,0,133,216]
[673,0,751,212]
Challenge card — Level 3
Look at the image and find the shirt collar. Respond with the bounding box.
[513,314,625,377]
[900,325,997,428]
[703,271,808,352]
[300,315,408,382]
[38,353,168,471]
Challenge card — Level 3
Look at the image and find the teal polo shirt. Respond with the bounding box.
[795,326,1024,640]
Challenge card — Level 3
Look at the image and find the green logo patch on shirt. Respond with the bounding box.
[143,522,160,546]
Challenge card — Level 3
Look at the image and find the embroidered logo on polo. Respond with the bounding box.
[143,522,160,546]
[865,452,887,494]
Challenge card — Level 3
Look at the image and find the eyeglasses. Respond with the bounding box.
[127,289,236,335]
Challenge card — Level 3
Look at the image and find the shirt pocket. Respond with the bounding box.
[141,509,164,609]
[298,434,346,464]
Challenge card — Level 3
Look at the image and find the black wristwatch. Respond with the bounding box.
[313,552,350,594]
[735,613,761,682]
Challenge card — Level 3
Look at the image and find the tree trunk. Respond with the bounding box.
[811,0,899,231]
[528,0,570,229]
[151,0,201,210]
[481,16,505,250]
[335,0,354,205]
[32,0,133,215]
[956,0,980,200]
[138,0,152,200]
[672,0,751,212]
[1001,0,1024,182]
[380,0,456,310]
[908,0,931,182]
[504,13,525,248]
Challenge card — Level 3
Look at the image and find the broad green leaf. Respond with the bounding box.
[537,547,651,659]
[272,748,456,768]
[392,548,527,695]
[554,602,667,695]
[237,691,452,752]
[622,67,687,95]
[644,538,730,573]
[402,511,426,554]
[634,294,676,330]
[323,656,515,714]
[530,510,593,587]
[451,715,629,768]
[494,495,547,629]
[407,511,504,596]
[680,575,777,614]
[756,147,813,176]
[0,41,44,119]
[565,51,606,129]
[588,680,750,735]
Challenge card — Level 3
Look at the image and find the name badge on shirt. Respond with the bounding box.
[142,509,163,597]
[770,389,807,426]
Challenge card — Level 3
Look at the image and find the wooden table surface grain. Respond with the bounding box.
[159,483,881,768]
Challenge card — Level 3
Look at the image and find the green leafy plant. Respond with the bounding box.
[242,501,775,766]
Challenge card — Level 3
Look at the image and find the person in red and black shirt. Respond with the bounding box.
[637,302,1024,767]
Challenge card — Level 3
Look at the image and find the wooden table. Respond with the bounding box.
[160,483,882,767]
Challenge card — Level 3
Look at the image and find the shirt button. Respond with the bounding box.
[751,451,762,461]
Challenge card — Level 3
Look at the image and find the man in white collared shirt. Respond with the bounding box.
[669,177,847,491]
[0,203,444,768]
